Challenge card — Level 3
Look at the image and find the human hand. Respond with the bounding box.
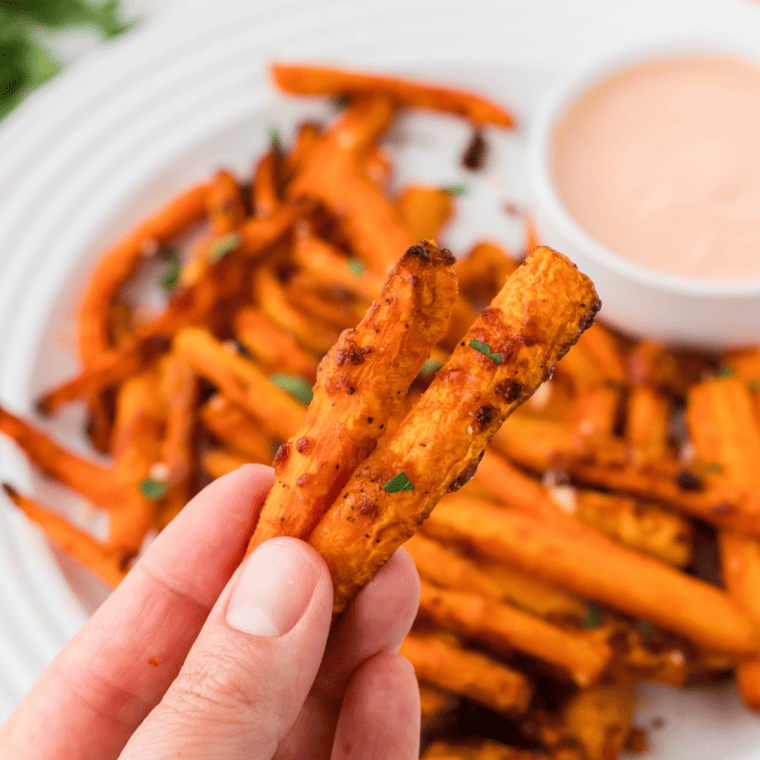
[0,464,422,759]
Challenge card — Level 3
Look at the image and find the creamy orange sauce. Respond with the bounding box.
[552,56,760,280]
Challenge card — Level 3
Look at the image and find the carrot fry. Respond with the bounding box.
[201,448,252,479]
[423,499,758,655]
[573,490,692,567]
[454,241,519,305]
[285,274,369,330]
[173,326,307,442]
[234,306,319,380]
[417,580,611,686]
[624,386,671,461]
[406,532,504,600]
[255,267,342,354]
[309,246,600,613]
[251,149,282,219]
[199,395,273,464]
[77,182,209,363]
[573,323,628,386]
[107,370,166,556]
[523,682,635,760]
[397,186,454,242]
[4,484,126,588]
[362,146,394,190]
[688,377,760,710]
[419,682,453,725]
[423,740,549,760]
[272,63,516,128]
[292,226,386,302]
[249,242,457,549]
[400,631,532,716]
[0,406,122,506]
[569,385,621,439]
[207,169,247,235]
[282,120,323,183]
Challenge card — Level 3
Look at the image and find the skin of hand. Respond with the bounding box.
[0,464,422,760]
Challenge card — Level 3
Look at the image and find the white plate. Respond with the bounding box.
[1,1,760,757]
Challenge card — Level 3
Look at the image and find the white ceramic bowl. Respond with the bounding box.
[526,38,760,350]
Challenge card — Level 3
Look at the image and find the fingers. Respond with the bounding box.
[274,547,420,759]
[0,464,273,760]
[331,652,420,760]
[317,545,421,696]
[120,538,333,760]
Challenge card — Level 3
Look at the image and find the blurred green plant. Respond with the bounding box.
[0,0,135,119]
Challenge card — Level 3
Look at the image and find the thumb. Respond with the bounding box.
[120,538,333,760]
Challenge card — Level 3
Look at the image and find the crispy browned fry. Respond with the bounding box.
[419,682,452,724]
[251,149,282,219]
[78,183,209,364]
[474,555,588,624]
[397,186,454,242]
[255,267,342,354]
[439,293,478,351]
[39,251,251,413]
[4,484,126,588]
[285,274,369,331]
[153,355,199,529]
[362,146,394,190]
[406,532,504,599]
[249,242,458,549]
[625,385,671,461]
[202,448,251,479]
[207,169,246,235]
[554,340,609,392]
[688,377,760,710]
[574,490,692,567]
[569,385,621,439]
[107,370,166,556]
[423,740,549,760]
[292,227,386,302]
[199,395,272,463]
[272,63,516,127]
[174,326,307,442]
[418,581,611,686]
[523,682,635,760]
[573,323,627,386]
[455,241,519,305]
[282,121,323,183]
[400,631,532,716]
[309,247,599,612]
[423,499,758,654]
[0,406,122,506]
[234,307,319,380]
[723,349,760,427]
[37,336,169,416]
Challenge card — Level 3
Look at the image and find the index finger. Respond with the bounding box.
[0,464,273,760]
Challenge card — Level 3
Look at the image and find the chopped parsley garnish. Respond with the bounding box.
[160,256,182,290]
[716,365,734,378]
[442,183,468,197]
[269,373,314,406]
[333,94,351,111]
[139,476,168,501]
[469,338,501,365]
[581,603,603,629]
[346,257,367,278]
[383,472,415,493]
[748,379,760,392]
[703,462,723,474]
[268,126,283,151]
[207,232,242,262]
[419,357,444,376]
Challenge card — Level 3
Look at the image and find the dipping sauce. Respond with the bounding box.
[552,55,760,280]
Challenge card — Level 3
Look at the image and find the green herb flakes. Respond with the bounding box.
[268,126,283,151]
[160,256,182,290]
[703,462,723,474]
[469,338,501,365]
[207,232,242,262]
[716,365,734,378]
[139,477,168,501]
[748,379,760,392]
[383,472,415,493]
[419,357,444,376]
[269,373,314,406]
[442,183,467,197]
[581,603,603,629]
[346,257,367,278]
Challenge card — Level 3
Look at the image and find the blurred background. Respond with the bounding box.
[0,0,157,119]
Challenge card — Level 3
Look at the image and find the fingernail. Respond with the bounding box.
[226,539,319,637]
